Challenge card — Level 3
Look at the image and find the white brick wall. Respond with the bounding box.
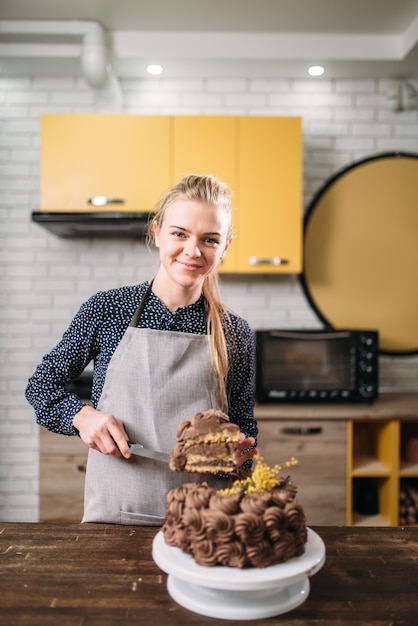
[1,74,417,521]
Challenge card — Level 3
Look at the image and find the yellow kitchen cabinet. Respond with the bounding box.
[234,117,303,274]
[172,116,302,274]
[172,116,237,184]
[40,113,171,212]
[172,116,238,272]
[40,114,302,273]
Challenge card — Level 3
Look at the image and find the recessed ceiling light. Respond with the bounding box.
[147,64,163,75]
[308,65,325,77]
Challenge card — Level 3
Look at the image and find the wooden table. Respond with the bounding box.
[1,523,417,625]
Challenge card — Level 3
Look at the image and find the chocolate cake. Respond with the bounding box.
[163,455,307,569]
[168,409,241,474]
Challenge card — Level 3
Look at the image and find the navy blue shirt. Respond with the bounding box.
[26,282,257,442]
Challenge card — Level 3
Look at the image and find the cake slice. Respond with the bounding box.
[169,409,240,474]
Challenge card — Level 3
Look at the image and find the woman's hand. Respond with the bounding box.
[236,434,258,468]
[72,405,132,458]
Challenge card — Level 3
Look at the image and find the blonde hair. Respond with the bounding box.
[147,174,234,409]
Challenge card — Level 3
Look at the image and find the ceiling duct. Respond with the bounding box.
[79,22,110,88]
[0,19,114,89]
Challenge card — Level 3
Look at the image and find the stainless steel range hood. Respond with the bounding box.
[31,211,152,238]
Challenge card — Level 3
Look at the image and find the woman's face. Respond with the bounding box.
[153,198,231,291]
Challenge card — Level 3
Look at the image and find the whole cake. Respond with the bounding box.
[168,409,241,474]
[162,455,307,569]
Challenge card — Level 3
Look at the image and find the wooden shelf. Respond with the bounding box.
[352,512,390,527]
[399,463,418,476]
[351,459,391,476]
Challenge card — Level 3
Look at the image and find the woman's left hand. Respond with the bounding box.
[236,434,258,467]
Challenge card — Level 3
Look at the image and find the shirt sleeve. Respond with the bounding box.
[25,293,104,436]
[226,316,258,443]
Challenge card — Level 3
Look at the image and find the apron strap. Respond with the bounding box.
[130,280,153,328]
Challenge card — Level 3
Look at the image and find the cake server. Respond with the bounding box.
[126,441,169,463]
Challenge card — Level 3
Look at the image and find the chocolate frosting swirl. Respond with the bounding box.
[184,482,212,510]
[208,493,241,515]
[176,409,239,442]
[263,506,287,541]
[240,492,270,515]
[162,481,307,569]
[192,539,219,567]
[216,541,247,568]
[234,512,265,544]
[202,509,235,542]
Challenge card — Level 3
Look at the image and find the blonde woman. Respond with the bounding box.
[26,174,257,525]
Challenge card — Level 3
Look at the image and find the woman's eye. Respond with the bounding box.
[169,230,219,246]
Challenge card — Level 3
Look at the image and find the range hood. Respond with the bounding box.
[31,211,152,238]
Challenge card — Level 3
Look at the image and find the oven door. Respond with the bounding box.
[255,330,363,403]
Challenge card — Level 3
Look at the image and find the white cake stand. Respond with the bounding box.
[152,528,325,620]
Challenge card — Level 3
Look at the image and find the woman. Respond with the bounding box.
[26,174,257,525]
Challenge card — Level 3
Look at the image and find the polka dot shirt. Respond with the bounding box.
[25,281,257,442]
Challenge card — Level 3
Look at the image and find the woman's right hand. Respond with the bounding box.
[72,405,132,458]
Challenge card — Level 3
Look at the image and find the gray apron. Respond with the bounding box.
[82,284,227,525]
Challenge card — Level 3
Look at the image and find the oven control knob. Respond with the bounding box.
[361,350,374,359]
[359,362,374,374]
[359,383,375,398]
[360,335,374,345]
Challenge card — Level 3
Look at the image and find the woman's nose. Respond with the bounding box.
[185,238,201,257]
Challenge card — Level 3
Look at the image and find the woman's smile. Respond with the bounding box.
[175,258,203,270]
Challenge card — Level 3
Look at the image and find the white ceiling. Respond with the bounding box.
[1,0,418,79]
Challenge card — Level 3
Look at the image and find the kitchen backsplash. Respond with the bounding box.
[1,74,418,522]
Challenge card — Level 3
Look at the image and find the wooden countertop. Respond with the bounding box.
[255,392,418,420]
[1,523,417,625]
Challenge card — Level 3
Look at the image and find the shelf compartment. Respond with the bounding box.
[399,478,418,526]
[400,422,418,475]
[351,421,397,474]
[351,477,394,526]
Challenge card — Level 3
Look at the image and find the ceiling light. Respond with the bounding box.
[147,64,163,75]
[308,65,325,77]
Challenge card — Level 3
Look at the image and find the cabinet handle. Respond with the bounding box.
[281,427,322,436]
[248,256,289,267]
[88,196,125,207]
[249,256,289,267]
